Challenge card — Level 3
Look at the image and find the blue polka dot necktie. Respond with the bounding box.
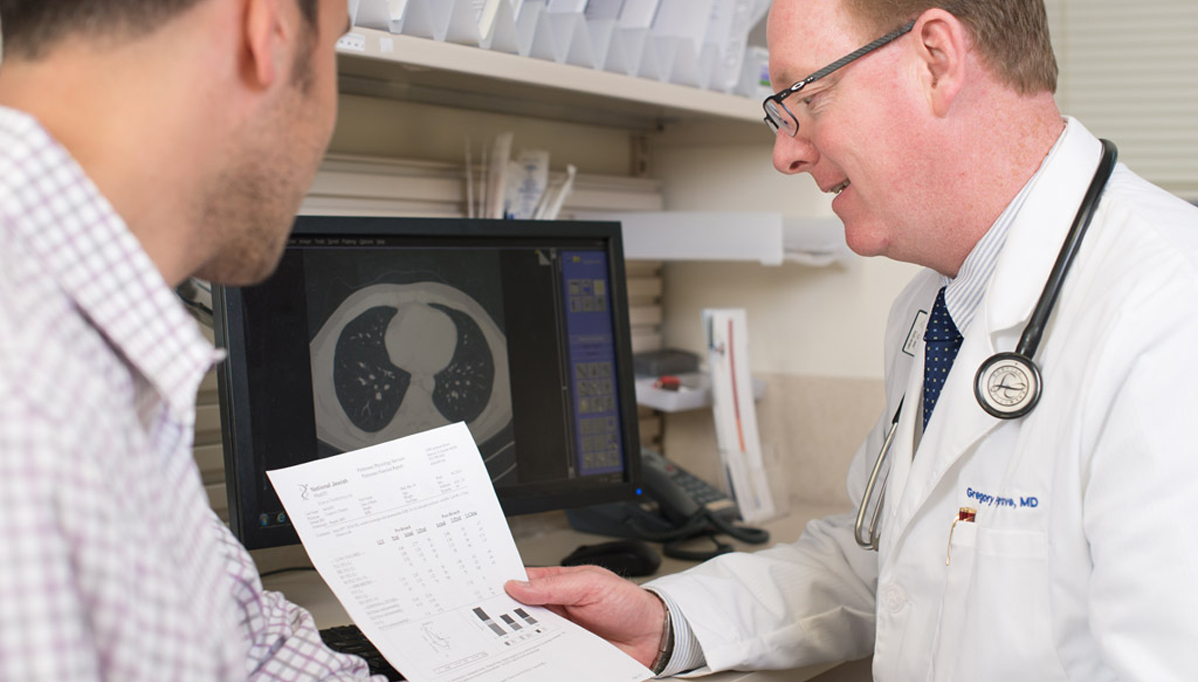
[923,287,963,431]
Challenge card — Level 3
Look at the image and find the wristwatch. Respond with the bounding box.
[649,595,675,676]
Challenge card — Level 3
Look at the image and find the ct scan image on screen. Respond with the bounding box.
[302,248,517,486]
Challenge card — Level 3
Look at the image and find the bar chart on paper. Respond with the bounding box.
[390,595,558,677]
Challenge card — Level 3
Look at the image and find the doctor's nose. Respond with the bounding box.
[773,131,818,176]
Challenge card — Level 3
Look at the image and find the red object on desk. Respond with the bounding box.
[654,375,682,391]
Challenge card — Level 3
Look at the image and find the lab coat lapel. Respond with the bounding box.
[885,325,1002,542]
[979,120,1105,335]
[876,326,930,555]
[882,119,1106,548]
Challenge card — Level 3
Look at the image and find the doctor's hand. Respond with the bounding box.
[505,565,664,668]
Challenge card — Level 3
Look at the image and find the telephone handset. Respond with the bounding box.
[640,449,734,524]
[565,449,769,561]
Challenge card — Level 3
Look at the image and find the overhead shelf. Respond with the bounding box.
[336,28,763,132]
[575,211,851,266]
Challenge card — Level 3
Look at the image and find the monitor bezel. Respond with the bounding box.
[214,216,643,550]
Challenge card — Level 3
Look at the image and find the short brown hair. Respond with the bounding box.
[0,0,320,60]
[842,0,1058,94]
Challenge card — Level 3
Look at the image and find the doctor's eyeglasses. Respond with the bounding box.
[763,20,915,137]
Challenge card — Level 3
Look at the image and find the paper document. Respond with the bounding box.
[268,423,650,682]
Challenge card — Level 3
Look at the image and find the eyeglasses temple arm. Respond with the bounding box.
[800,19,917,89]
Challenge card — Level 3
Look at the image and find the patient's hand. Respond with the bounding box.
[505,565,665,668]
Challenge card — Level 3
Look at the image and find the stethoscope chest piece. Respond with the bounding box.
[974,351,1042,419]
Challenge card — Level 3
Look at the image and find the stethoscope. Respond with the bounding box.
[853,139,1118,551]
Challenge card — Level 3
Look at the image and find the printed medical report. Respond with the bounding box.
[267,422,651,682]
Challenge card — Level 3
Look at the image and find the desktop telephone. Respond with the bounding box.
[566,449,769,561]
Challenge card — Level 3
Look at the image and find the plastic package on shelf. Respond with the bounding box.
[348,0,771,94]
[634,371,766,413]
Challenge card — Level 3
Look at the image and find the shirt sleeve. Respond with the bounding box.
[216,520,386,682]
[644,511,878,673]
[644,587,706,677]
[638,406,890,675]
[0,402,100,681]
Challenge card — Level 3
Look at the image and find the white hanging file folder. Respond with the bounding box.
[704,308,777,524]
[352,0,408,31]
[618,0,661,29]
[399,0,510,46]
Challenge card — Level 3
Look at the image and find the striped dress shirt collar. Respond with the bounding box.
[940,126,1069,334]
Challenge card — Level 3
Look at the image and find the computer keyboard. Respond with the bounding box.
[319,624,405,681]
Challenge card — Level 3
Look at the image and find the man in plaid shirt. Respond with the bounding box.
[0,1,385,679]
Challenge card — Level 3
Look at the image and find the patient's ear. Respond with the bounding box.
[242,0,293,91]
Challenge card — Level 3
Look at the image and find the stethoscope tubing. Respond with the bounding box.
[1015,139,1118,358]
[853,399,901,550]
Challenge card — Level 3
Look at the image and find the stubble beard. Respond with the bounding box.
[192,28,326,287]
[191,162,301,286]
[193,91,325,285]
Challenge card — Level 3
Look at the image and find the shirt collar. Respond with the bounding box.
[0,106,221,415]
[938,121,1069,334]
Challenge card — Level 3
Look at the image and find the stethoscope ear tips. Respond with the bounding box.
[974,351,1042,419]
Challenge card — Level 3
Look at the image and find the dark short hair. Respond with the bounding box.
[0,0,319,60]
[843,0,1058,94]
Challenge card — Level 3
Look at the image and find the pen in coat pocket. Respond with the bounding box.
[947,507,977,566]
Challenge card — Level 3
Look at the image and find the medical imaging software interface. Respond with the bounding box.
[224,224,633,547]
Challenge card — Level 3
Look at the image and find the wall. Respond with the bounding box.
[1044,0,1198,200]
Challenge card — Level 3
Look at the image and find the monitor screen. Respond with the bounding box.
[214,217,642,550]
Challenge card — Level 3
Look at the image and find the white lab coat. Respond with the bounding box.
[649,119,1198,681]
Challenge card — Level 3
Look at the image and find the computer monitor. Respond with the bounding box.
[214,216,643,550]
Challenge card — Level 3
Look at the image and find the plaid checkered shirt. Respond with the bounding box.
[0,105,383,682]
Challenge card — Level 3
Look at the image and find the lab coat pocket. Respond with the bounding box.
[927,521,977,682]
[931,526,1066,682]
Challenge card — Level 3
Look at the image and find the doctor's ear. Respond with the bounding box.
[911,9,969,118]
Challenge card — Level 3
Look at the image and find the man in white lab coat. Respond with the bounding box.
[506,0,1198,679]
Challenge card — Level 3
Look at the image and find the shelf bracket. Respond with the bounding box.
[630,132,651,178]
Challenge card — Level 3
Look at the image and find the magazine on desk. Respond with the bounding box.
[267,422,650,682]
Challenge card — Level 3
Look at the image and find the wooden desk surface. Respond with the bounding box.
[262,503,865,682]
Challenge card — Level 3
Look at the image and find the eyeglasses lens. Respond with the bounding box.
[764,99,797,137]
